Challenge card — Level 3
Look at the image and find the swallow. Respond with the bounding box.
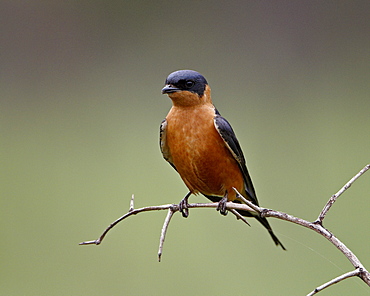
[160,70,285,249]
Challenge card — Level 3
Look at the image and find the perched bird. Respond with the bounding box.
[160,70,285,250]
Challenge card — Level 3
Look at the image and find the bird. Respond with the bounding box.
[160,69,285,250]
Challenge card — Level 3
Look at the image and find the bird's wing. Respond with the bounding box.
[160,119,177,171]
[213,110,259,206]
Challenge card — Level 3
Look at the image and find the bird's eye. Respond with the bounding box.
[185,80,194,88]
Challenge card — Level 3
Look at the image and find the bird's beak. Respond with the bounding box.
[162,84,181,94]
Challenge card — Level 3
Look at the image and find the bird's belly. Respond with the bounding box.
[167,118,244,199]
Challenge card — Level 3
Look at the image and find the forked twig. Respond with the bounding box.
[79,202,175,246]
[79,201,254,247]
[316,164,370,224]
[158,207,175,262]
[307,268,362,296]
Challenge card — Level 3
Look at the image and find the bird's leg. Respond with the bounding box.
[216,191,228,216]
[179,192,191,218]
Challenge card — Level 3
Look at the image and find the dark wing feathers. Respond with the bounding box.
[215,110,286,250]
[213,111,259,206]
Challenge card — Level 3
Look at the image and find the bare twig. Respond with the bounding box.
[129,194,135,212]
[158,207,175,262]
[79,202,254,246]
[316,164,370,224]
[262,207,370,288]
[79,202,175,246]
[233,166,370,292]
[80,164,370,294]
[306,268,361,296]
[232,187,261,213]
[229,209,251,226]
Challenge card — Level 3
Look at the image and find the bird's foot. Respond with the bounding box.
[179,192,191,218]
[216,196,228,216]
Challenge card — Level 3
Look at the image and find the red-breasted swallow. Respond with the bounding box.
[160,70,285,249]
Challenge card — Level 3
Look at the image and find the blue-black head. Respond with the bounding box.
[162,70,208,97]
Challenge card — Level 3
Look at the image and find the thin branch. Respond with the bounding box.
[232,187,261,213]
[306,268,361,296]
[229,209,251,226]
[129,194,135,212]
[79,203,175,246]
[158,207,175,262]
[253,207,370,290]
[80,164,370,294]
[79,202,254,246]
[242,201,370,288]
[316,164,370,224]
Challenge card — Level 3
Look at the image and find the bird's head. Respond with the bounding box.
[162,70,211,106]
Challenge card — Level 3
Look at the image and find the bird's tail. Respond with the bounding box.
[235,208,285,250]
[205,193,286,250]
[255,215,286,250]
[236,187,286,250]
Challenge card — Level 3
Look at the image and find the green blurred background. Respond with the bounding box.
[2,1,369,295]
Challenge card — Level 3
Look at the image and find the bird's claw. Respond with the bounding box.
[179,197,190,218]
[216,197,228,216]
